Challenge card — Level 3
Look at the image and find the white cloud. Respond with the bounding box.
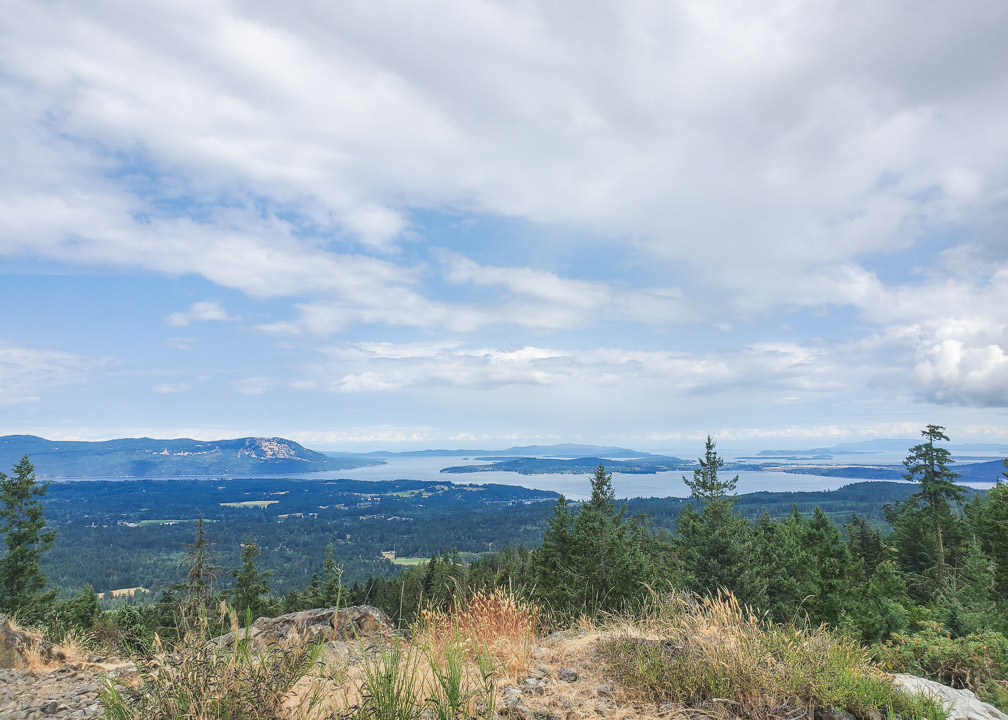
[313,340,847,397]
[442,252,610,310]
[1,0,1005,323]
[911,340,1008,407]
[0,343,106,405]
[153,382,190,394]
[166,301,239,327]
[167,337,197,351]
[439,252,692,329]
[233,376,270,395]
[2,0,1008,441]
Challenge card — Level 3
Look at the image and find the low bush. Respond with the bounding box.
[872,621,1008,712]
[90,603,151,656]
[599,590,945,720]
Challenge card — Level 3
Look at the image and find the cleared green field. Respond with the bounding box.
[219,500,279,508]
[390,556,429,566]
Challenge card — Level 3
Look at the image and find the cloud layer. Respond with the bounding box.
[2,1,1007,443]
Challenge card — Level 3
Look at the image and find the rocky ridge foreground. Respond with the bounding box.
[1,665,107,719]
[1,608,1005,720]
[0,619,137,719]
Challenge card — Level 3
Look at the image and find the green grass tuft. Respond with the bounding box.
[599,590,947,720]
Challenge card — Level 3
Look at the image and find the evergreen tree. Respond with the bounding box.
[532,463,664,616]
[885,495,938,598]
[468,546,531,593]
[0,456,57,621]
[61,584,100,630]
[753,512,816,624]
[968,481,1008,601]
[800,507,852,627]
[421,549,465,609]
[174,516,219,635]
[570,463,654,613]
[676,438,765,609]
[229,538,272,621]
[845,513,889,585]
[848,560,910,644]
[901,424,964,585]
[531,496,578,611]
[683,435,737,502]
[944,537,1000,636]
[319,542,345,607]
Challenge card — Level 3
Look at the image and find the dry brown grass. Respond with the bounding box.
[598,590,945,720]
[1,617,90,671]
[417,587,540,679]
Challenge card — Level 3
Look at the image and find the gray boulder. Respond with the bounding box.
[215,605,399,666]
[893,673,1008,720]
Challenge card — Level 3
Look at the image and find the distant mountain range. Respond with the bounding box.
[0,435,384,478]
[329,443,654,459]
[745,438,1008,460]
[441,455,690,475]
[4,434,1002,483]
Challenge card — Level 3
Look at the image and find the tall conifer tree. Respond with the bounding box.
[229,538,272,621]
[901,425,964,586]
[0,456,56,621]
[676,437,765,608]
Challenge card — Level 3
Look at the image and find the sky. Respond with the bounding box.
[1,0,1008,452]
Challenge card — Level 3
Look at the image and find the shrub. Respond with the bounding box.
[91,603,150,656]
[872,621,1008,712]
[599,590,945,720]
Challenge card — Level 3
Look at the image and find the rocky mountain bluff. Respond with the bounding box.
[0,435,383,478]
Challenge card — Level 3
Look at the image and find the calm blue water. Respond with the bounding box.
[252,456,998,501]
[59,455,998,501]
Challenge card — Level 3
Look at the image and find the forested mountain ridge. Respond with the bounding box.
[441,454,690,474]
[0,435,383,477]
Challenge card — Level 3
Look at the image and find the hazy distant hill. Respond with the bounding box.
[333,443,654,459]
[955,459,1008,484]
[0,435,384,478]
[750,438,1008,460]
[441,455,690,475]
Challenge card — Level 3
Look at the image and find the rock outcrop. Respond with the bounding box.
[215,604,400,666]
[218,604,398,647]
[0,619,66,669]
[0,621,136,719]
[0,665,104,719]
[893,673,1008,720]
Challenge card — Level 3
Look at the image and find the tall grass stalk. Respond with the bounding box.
[600,590,947,720]
[424,629,467,720]
[419,588,539,678]
[100,603,326,720]
[351,635,424,720]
